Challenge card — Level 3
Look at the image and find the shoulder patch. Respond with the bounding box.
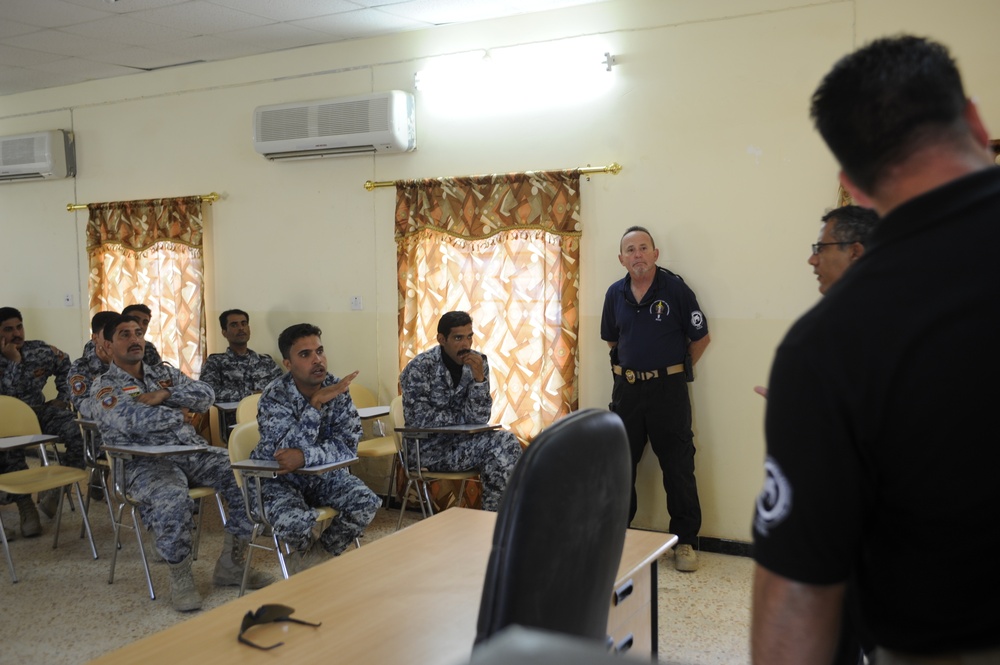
[754,456,792,536]
[69,374,88,396]
[690,310,705,329]
[98,388,118,410]
[122,385,142,399]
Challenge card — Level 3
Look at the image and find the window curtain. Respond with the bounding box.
[395,170,582,444]
[85,196,207,377]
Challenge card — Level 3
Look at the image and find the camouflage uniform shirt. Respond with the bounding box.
[0,339,84,469]
[91,361,214,448]
[67,340,108,419]
[0,339,72,407]
[200,347,282,402]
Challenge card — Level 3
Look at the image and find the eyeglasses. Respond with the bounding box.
[811,241,853,255]
[238,604,321,650]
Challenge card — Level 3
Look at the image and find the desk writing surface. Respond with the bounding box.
[231,457,359,475]
[90,508,674,665]
[396,423,502,435]
[101,444,210,457]
[0,434,59,451]
[357,405,390,419]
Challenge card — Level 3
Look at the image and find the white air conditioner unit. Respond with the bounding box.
[0,130,76,182]
[253,90,415,160]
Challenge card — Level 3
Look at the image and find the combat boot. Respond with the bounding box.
[17,495,41,538]
[283,539,332,576]
[38,489,59,519]
[213,531,273,589]
[167,555,203,612]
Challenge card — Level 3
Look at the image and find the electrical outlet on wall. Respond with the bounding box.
[64,293,74,307]
[350,296,363,311]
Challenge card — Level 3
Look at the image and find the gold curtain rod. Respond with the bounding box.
[363,162,622,191]
[66,192,220,212]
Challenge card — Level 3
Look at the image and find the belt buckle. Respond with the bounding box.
[625,369,636,384]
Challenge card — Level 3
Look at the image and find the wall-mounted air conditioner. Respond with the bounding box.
[253,90,415,161]
[0,130,76,182]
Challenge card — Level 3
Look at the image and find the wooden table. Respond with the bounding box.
[90,508,675,664]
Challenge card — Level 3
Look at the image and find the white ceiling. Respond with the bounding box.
[0,0,609,97]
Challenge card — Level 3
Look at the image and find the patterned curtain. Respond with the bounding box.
[395,170,582,444]
[85,196,207,377]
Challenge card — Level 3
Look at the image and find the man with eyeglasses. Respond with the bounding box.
[752,36,1000,664]
[399,311,522,512]
[808,205,878,295]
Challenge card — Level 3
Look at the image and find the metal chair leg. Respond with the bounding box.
[0,514,17,583]
[192,497,205,560]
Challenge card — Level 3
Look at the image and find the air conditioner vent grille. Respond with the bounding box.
[0,137,40,167]
[252,90,414,158]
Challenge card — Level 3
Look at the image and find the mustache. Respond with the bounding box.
[457,349,485,358]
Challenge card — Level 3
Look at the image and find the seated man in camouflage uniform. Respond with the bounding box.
[67,310,119,504]
[253,323,380,573]
[68,311,118,419]
[91,314,271,611]
[0,306,85,538]
[399,311,522,512]
[200,309,282,431]
[121,303,162,367]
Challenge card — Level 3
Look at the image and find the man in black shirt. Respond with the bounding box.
[752,36,1000,664]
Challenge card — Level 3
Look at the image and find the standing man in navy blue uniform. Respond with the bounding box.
[601,226,710,571]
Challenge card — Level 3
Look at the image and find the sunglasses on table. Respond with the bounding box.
[238,603,321,650]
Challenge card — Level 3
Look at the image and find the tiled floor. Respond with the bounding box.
[0,500,752,664]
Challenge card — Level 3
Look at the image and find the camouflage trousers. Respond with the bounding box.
[407,430,522,512]
[124,448,252,564]
[35,403,85,469]
[259,470,381,556]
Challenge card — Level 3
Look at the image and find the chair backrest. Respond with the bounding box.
[0,396,42,437]
[235,393,261,424]
[349,383,377,409]
[474,408,631,646]
[228,422,261,488]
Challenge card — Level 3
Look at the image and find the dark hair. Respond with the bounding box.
[278,323,322,360]
[219,309,249,330]
[620,226,656,252]
[821,205,879,247]
[0,307,23,324]
[90,311,119,334]
[102,314,140,342]
[122,303,152,318]
[437,311,472,337]
[810,35,969,194]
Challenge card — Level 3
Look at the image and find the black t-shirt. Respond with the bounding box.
[753,167,1000,653]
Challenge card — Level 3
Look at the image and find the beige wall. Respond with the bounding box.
[2,0,998,541]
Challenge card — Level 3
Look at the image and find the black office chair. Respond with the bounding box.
[474,408,631,647]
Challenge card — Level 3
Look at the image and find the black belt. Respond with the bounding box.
[612,364,684,384]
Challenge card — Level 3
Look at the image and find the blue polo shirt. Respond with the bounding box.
[601,266,708,370]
